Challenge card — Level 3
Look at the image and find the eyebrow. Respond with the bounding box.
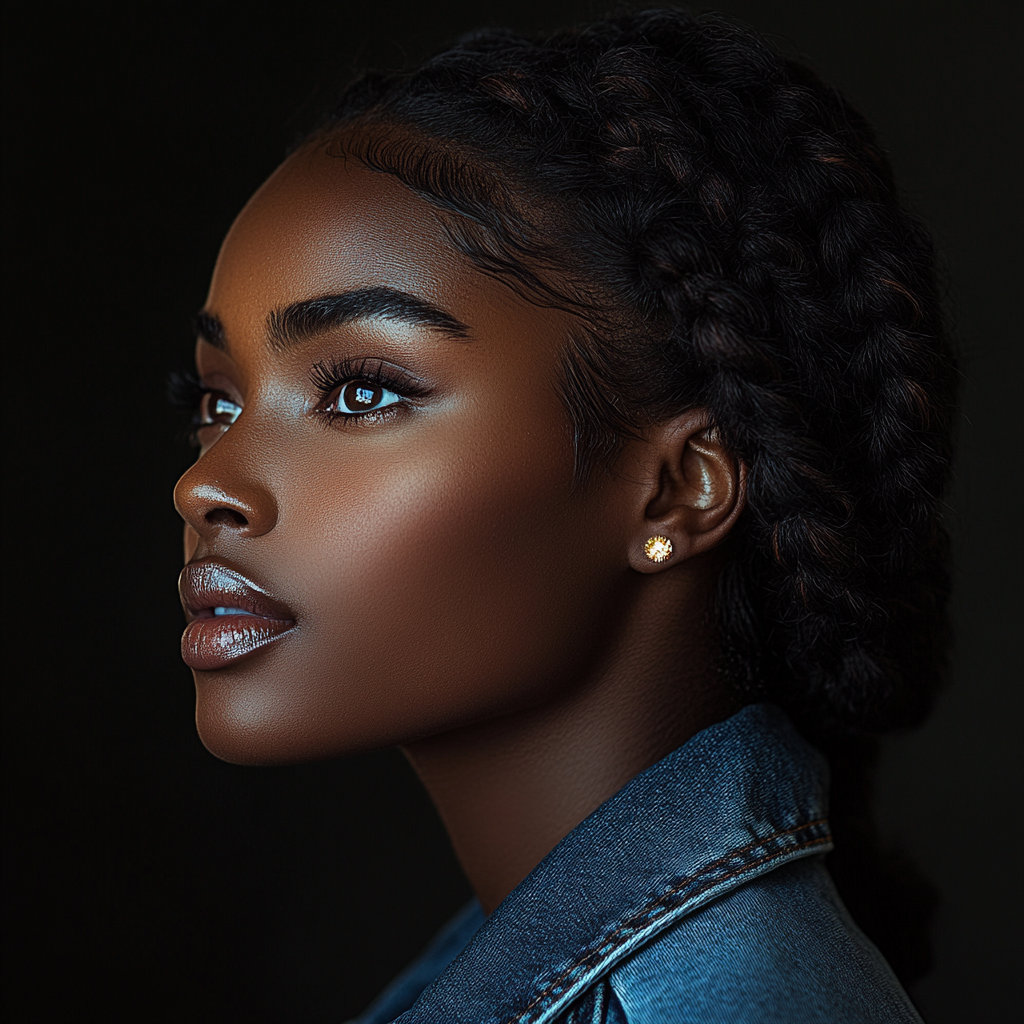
[193,310,227,350]
[193,287,471,354]
[268,287,470,350]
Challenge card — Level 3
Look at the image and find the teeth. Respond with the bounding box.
[213,607,253,616]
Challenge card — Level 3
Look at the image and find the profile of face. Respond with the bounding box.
[174,131,743,767]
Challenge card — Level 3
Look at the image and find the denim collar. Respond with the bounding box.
[394,703,832,1024]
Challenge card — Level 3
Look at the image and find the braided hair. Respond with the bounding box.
[312,7,957,983]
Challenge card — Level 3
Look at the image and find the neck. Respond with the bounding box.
[401,567,738,914]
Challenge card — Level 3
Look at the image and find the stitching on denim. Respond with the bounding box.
[508,819,832,1024]
[513,824,831,1023]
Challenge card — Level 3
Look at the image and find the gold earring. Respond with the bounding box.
[644,536,673,563]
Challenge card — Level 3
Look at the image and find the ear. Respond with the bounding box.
[622,409,746,573]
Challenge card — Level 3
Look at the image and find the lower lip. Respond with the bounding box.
[181,613,295,671]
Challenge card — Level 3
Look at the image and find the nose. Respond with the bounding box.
[174,457,278,541]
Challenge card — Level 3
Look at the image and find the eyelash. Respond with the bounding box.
[166,357,426,447]
[167,369,206,414]
[167,369,213,447]
[309,356,429,425]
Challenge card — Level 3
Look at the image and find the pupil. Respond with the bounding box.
[345,381,381,409]
[200,391,239,425]
[213,397,238,422]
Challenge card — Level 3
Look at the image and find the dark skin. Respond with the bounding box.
[174,131,747,914]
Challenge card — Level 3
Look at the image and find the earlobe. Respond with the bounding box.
[626,415,746,574]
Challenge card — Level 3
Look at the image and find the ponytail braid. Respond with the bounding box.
[314,7,957,983]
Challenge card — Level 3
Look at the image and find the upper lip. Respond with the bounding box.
[179,559,295,622]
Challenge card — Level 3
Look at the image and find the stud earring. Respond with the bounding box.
[644,536,673,563]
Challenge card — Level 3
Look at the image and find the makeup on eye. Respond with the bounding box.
[188,391,242,450]
[169,351,432,444]
[167,370,243,449]
[309,355,430,425]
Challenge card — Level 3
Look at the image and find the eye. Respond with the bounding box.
[309,357,428,425]
[323,380,403,416]
[198,391,242,426]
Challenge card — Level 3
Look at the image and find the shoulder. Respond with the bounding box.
[559,856,922,1024]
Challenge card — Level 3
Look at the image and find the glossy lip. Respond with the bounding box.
[179,560,296,671]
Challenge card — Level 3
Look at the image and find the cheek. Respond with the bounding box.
[192,362,625,764]
[294,428,601,726]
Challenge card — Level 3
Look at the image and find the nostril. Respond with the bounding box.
[174,478,275,538]
[205,508,249,529]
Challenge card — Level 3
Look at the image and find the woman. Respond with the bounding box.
[173,8,955,1021]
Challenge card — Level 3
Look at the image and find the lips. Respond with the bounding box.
[179,560,296,671]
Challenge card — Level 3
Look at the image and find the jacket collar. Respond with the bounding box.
[397,703,833,1024]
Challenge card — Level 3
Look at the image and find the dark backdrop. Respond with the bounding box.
[3,2,1020,1021]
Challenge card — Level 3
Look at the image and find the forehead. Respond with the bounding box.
[206,139,483,339]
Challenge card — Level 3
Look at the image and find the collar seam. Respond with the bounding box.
[508,818,832,1024]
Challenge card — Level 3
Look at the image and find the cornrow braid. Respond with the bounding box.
[312,6,957,983]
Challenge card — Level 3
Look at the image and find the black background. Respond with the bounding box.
[3,2,1020,1021]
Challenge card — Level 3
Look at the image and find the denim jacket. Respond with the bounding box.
[353,704,922,1023]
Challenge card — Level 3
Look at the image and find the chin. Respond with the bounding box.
[191,662,420,765]
[193,673,341,766]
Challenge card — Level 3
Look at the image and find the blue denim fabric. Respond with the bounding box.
[354,704,921,1023]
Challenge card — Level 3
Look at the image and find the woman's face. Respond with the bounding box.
[174,136,641,764]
